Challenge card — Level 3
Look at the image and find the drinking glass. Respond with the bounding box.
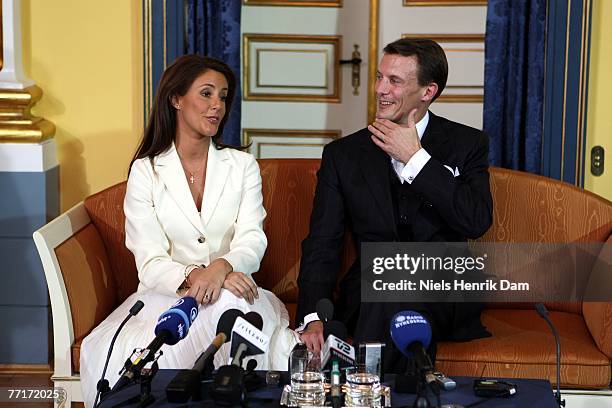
[289,347,325,406]
[344,366,382,407]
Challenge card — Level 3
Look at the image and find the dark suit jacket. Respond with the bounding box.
[297,112,493,347]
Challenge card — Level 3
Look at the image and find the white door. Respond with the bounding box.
[241,0,487,159]
[378,1,487,130]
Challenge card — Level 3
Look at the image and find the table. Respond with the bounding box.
[99,370,558,407]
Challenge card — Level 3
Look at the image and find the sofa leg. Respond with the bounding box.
[51,377,82,408]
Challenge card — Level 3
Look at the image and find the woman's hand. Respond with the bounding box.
[186,259,232,304]
[223,272,259,305]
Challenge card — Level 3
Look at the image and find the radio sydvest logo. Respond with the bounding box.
[394,314,427,329]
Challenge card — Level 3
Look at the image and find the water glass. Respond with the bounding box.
[345,367,382,407]
[289,347,325,406]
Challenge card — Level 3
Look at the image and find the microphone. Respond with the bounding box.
[166,309,243,403]
[244,311,264,330]
[316,298,334,322]
[194,309,244,373]
[321,320,355,370]
[211,312,270,406]
[536,303,565,407]
[390,311,440,401]
[230,311,269,365]
[93,300,144,408]
[112,297,199,392]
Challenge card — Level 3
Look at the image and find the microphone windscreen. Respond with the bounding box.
[155,297,199,345]
[316,298,334,322]
[244,311,263,330]
[324,320,347,340]
[246,359,258,371]
[129,300,145,316]
[389,311,432,358]
[216,309,244,339]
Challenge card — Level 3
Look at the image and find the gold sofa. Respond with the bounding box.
[34,159,612,406]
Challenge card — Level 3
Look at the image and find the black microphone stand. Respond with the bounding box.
[413,378,432,408]
[536,303,566,407]
[103,351,163,408]
[135,359,160,407]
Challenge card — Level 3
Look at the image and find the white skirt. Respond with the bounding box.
[79,288,299,408]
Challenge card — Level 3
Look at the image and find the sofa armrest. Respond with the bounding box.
[583,235,612,359]
[33,202,118,376]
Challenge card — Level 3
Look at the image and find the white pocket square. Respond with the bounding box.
[443,165,460,177]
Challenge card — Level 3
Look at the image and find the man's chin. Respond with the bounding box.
[375,112,396,121]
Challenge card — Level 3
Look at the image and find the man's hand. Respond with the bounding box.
[300,320,325,354]
[187,259,232,304]
[223,271,259,305]
[368,108,421,163]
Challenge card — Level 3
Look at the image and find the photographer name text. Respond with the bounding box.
[372,279,530,292]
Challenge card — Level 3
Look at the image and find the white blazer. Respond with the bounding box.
[124,142,267,296]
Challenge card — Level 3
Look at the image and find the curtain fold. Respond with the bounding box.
[483,0,546,173]
[186,0,242,146]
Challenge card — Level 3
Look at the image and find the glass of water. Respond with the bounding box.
[289,347,325,406]
[344,367,382,407]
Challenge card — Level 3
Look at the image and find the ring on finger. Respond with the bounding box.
[204,292,210,300]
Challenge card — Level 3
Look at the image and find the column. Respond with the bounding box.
[0,0,57,364]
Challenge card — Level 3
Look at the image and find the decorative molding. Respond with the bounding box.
[368,0,379,123]
[0,364,53,375]
[243,128,340,158]
[434,94,483,103]
[402,33,485,42]
[0,86,55,143]
[255,49,329,89]
[143,0,154,118]
[0,0,34,89]
[402,34,484,103]
[243,34,341,102]
[256,142,329,158]
[403,0,486,6]
[243,0,342,7]
[243,128,340,144]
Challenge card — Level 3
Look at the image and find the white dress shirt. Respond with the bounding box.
[390,111,431,184]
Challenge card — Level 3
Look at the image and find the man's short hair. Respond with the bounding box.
[383,38,448,102]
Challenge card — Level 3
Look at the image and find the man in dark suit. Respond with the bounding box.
[296,38,493,371]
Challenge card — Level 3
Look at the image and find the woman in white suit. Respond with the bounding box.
[80,55,297,407]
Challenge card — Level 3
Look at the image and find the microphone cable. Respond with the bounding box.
[93,300,144,408]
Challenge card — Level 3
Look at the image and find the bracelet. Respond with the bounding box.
[184,264,199,286]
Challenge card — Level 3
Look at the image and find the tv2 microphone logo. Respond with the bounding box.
[333,338,353,357]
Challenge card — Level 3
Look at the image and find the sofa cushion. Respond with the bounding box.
[84,182,138,304]
[55,223,118,348]
[255,159,319,303]
[256,159,356,306]
[436,309,611,388]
